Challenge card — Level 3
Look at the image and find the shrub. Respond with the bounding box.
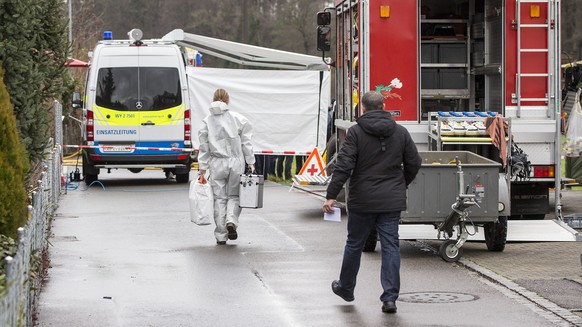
[0,63,29,240]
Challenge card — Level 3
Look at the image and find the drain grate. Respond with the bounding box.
[399,292,479,304]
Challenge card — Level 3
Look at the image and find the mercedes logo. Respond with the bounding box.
[136,101,143,109]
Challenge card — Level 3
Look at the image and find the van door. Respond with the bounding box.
[136,66,184,147]
[134,45,186,151]
[94,66,141,150]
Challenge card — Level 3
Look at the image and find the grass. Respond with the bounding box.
[267,175,293,185]
[261,156,304,185]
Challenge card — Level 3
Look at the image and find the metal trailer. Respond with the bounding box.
[398,151,509,262]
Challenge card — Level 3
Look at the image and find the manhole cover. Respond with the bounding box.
[399,292,479,304]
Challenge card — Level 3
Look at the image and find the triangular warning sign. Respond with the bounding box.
[298,148,326,177]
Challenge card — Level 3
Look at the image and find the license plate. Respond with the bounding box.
[101,145,134,153]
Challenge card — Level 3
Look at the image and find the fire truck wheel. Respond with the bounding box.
[484,216,507,252]
[524,214,546,220]
[176,173,190,184]
[324,133,346,201]
[439,239,463,262]
[510,214,545,220]
[362,229,378,252]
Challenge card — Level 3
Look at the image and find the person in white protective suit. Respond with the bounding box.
[197,89,256,245]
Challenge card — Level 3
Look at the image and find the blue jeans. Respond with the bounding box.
[338,210,401,302]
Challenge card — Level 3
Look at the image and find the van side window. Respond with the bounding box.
[96,67,182,111]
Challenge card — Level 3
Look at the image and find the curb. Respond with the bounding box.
[460,257,582,327]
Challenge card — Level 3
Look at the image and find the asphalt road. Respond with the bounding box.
[36,169,574,326]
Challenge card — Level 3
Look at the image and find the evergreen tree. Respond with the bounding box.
[0,64,29,239]
[0,0,70,162]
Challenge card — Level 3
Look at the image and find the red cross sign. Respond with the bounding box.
[298,148,326,177]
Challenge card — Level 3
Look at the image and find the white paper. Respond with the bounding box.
[324,207,341,222]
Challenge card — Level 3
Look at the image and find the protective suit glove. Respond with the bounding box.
[249,164,256,174]
[197,170,207,184]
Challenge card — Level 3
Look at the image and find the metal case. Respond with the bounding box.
[239,174,264,208]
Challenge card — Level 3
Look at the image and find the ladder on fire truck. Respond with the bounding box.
[513,0,558,118]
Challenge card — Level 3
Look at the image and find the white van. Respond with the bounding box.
[74,29,192,184]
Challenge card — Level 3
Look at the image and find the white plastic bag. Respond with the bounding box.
[564,89,582,157]
[189,179,214,225]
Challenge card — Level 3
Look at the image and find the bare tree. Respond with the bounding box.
[274,0,324,55]
[561,1,582,62]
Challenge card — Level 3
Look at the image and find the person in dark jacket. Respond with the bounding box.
[323,91,421,314]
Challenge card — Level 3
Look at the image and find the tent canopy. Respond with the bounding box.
[162,29,329,71]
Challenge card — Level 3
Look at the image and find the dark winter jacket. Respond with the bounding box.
[326,110,422,213]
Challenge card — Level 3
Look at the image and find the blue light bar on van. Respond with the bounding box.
[103,31,113,40]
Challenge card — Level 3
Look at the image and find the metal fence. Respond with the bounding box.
[0,102,63,327]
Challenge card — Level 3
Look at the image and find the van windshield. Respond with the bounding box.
[96,67,182,111]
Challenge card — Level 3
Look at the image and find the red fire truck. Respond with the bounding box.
[318,0,564,221]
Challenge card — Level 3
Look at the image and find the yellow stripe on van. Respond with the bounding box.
[93,104,184,126]
[140,105,183,125]
[171,105,185,125]
[92,104,109,126]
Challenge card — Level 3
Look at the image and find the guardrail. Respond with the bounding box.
[0,100,63,327]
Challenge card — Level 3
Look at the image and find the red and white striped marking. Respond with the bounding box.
[63,144,313,156]
[64,144,195,152]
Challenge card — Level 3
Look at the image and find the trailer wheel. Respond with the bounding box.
[484,216,508,252]
[439,240,463,262]
[362,229,378,252]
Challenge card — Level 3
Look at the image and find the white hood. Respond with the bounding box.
[209,101,228,115]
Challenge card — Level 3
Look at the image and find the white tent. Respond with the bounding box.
[187,67,330,154]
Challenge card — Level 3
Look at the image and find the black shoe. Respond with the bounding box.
[226,223,238,240]
[216,240,226,245]
[382,301,397,313]
[331,280,354,302]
